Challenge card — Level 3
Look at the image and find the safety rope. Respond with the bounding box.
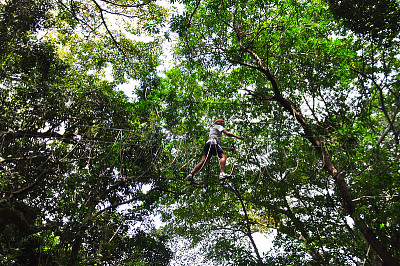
[4,124,347,186]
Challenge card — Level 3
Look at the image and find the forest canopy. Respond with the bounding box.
[1,0,399,265]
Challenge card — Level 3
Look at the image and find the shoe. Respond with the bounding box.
[186,173,194,181]
[219,172,231,181]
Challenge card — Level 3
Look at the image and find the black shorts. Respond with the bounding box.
[202,141,224,159]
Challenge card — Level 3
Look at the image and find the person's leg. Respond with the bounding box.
[186,142,214,181]
[219,153,227,173]
[186,155,209,181]
[191,155,208,175]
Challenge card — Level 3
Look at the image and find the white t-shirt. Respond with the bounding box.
[208,124,224,144]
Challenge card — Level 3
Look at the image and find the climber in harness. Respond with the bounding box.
[186,119,244,182]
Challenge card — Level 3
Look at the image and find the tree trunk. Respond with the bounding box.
[68,199,98,265]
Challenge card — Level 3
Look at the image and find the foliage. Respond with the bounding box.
[2,0,400,264]
[157,0,400,264]
[0,0,172,264]
[328,0,400,42]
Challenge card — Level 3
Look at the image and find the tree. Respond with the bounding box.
[0,0,172,264]
[159,0,400,264]
[328,0,400,42]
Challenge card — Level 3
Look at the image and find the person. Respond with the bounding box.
[186,119,244,182]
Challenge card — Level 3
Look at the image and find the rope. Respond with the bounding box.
[2,125,359,187]
[0,128,356,149]
[193,140,214,175]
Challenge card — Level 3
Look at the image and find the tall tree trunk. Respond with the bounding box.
[68,199,98,265]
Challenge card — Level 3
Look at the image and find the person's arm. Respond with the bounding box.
[222,130,244,140]
[221,146,236,151]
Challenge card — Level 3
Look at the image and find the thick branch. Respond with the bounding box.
[0,130,74,142]
[0,208,53,235]
[69,196,99,265]
[0,155,45,163]
[91,0,121,48]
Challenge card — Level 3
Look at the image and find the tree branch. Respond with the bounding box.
[93,189,155,218]
[225,183,263,265]
[91,0,122,49]
[0,130,75,142]
[9,168,57,199]
[99,0,154,8]
[350,67,399,143]
[0,208,54,235]
[0,155,46,163]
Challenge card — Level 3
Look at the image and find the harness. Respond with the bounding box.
[207,137,219,145]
